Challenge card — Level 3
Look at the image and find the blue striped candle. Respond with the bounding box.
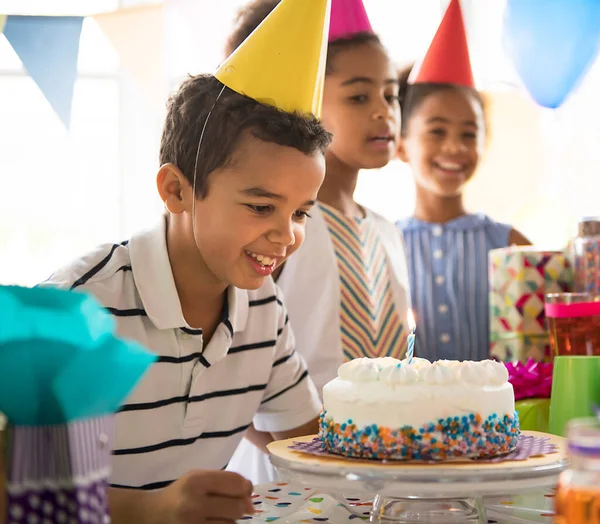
[407,309,416,364]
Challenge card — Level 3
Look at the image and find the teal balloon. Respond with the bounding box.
[503,0,600,108]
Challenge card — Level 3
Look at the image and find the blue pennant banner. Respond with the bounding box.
[3,15,84,129]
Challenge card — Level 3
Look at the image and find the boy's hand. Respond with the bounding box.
[154,471,254,523]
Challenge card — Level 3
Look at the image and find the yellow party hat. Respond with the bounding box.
[215,0,331,118]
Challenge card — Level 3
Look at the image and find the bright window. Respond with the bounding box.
[0,17,120,286]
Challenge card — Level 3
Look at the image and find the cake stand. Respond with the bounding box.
[268,431,567,523]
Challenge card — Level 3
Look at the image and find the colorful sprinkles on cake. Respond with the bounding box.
[318,409,520,461]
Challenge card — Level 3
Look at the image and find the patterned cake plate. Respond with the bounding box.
[268,431,567,497]
[267,431,567,523]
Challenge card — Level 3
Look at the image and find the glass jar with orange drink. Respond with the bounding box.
[545,293,600,356]
[555,417,600,523]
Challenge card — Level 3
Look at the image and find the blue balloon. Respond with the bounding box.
[503,0,600,108]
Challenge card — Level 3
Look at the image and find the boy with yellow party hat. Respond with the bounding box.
[42,0,332,522]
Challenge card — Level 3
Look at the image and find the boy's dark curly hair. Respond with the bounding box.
[160,74,332,197]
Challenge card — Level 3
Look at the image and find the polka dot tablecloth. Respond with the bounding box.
[237,483,557,523]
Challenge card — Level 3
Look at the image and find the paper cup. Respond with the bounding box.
[548,356,600,436]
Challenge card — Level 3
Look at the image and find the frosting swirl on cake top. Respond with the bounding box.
[337,357,508,387]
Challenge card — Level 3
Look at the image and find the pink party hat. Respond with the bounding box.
[329,0,373,41]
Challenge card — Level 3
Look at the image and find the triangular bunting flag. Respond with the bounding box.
[3,15,83,129]
[93,5,165,112]
[0,15,7,34]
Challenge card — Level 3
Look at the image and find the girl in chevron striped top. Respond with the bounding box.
[225,0,412,484]
[395,0,530,364]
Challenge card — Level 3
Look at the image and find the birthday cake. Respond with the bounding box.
[319,357,520,460]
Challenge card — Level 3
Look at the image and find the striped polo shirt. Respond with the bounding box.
[42,217,321,490]
[397,213,511,362]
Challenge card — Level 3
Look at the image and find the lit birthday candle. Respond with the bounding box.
[406,309,416,364]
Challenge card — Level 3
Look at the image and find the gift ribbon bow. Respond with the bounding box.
[505,359,553,401]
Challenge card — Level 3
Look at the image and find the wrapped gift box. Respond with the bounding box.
[489,247,572,362]
[490,333,549,364]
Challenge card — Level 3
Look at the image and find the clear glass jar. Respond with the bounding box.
[555,417,600,523]
[545,293,600,356]
[571,217,600,299]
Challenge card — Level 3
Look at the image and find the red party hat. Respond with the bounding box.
[410,0,475,87]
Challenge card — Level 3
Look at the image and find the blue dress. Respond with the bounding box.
[397,213,512,361]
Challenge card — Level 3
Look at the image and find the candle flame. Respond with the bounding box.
[407,309,416,332]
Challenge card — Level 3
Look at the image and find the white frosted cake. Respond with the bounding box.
[319,357,519,460]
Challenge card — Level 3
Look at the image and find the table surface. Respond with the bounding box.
[237,482,556,523]
[243,433,563,522]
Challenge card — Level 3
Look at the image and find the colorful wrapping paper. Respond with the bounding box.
[490,333,549,364]
[489,247,573,362]
[0,285,156,523]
